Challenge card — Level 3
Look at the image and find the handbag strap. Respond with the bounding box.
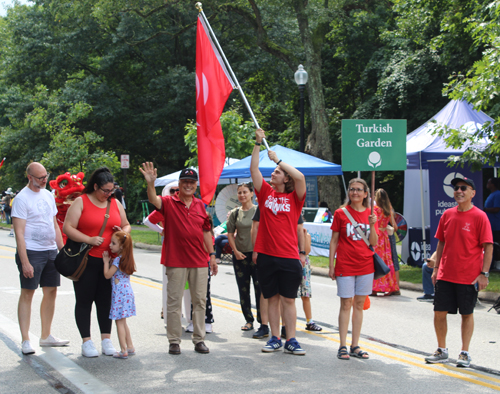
[98,200,112,237]
[342,207,372,250]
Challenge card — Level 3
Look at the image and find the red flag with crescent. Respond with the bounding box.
[196,16,234,204]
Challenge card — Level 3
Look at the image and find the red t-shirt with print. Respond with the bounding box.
[435,206,492,284]
[254,181,305,259]
[330,205,378,277]
[160,194,211,268]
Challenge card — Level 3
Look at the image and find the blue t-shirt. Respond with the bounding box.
[485,189,500,231]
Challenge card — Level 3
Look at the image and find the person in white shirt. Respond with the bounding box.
[12,162,68,355]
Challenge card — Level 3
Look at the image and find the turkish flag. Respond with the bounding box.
[196,16,234,204]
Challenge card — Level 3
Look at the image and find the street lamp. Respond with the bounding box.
[294,64,308,152]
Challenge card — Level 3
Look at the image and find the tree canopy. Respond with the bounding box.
[0,0,495,217]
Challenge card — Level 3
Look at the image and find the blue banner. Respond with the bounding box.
[428,162,483,253]
[305,176,318,208]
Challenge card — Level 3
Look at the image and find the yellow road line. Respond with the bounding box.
[0,245,15,252]
[132,276,500,390]
[0,255,14,259]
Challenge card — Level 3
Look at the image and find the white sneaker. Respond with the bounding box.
[40,334,69,347]
[81,340,99,358]
[185,322,194,333]
[205,323,213,333]
[21,340,35,355]
[101,338,116,356]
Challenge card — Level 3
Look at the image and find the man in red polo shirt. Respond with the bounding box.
[140,163,218,355]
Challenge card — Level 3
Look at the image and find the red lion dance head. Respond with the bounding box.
[50,172,85,242]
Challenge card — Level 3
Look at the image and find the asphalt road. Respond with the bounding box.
[1,230,499,393]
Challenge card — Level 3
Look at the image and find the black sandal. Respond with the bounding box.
[241,322,253,331]
[350,346,369,359]
[337,346,350,360]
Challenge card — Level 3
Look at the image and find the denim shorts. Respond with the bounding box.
[16,249,59,290]
[336,273,374,298]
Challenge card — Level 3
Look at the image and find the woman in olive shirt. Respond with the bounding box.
[227,183,261,331]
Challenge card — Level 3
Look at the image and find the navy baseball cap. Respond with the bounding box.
[179,168,198,181]
[451,177,476,190]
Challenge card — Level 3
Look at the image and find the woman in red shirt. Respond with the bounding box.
[64,167,131,358]
[329,178,378,361]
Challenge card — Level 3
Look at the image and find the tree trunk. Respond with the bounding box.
[294,0,341,209]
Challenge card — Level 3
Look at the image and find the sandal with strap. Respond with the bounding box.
[305,322,323,331]
[350,346,369,359]
[337,346,350,360]
[241,322,253,331]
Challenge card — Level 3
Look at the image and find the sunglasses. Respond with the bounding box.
[349,187,365,193]
[454,185,471,192]
[169,188,180,194]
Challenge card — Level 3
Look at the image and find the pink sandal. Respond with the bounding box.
[113,351,128,359]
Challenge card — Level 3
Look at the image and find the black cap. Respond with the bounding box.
[451,177,476,190]
[179,168,198,181]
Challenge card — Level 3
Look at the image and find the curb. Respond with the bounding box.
[134,243,499,303]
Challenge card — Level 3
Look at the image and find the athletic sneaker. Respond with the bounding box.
[82,340,99,358]
[253,324,269,339]
[21,340,35,355]
[284,338,306,355]
[39,334,69,347]
[425,348,449,363]
[305,322,322,331]
[457,352,471,368]
[262,336,283,353]
[101,338,116,356]
[185,323,194,333]
[205,323,213,333]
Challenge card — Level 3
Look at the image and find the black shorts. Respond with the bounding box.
[434,280,477,315]
[16,249,60,290]
[256,253,302,299]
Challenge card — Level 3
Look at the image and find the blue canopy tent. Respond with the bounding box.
[220,144,343,178]
[403,100,494,263]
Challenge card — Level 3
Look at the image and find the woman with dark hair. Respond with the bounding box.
[64,167,131,358]
[372,188,400,296]
[226,182,260,331]
[329,178,378,360]
[251,128,307,355]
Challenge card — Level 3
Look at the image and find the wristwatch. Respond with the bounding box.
[209,252,216,257]
[480,271,489,278]
[299,251,306,255]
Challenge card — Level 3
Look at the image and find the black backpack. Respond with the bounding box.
[488,296,500,314]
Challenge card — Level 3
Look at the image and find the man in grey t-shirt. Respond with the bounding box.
[12,162,68,355]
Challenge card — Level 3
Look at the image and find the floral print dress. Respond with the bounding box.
[109,257,136,320]
[372,206,399,293]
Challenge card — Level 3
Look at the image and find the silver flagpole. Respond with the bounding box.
[196,2,271,150]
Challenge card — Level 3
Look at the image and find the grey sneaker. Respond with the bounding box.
[425,348,449,363]
[456,352,471,368]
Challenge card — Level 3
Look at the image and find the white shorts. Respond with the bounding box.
[336,273,374,298]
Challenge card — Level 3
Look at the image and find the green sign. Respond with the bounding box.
[341,119,407,171]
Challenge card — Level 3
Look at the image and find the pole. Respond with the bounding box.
[419,151,427,261]
[371,171,375,214]
[299,84,305,152]
[196,2,270,150]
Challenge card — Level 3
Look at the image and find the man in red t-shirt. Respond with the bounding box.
[251,128,307,356]
[140,164,218,355]
[425,177,492,368]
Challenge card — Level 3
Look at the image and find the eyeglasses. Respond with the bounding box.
[30,173,50,182]
[169,188,180,194]
[349,187,365,193]
[99,187,115,195]
[454,185,471,192]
